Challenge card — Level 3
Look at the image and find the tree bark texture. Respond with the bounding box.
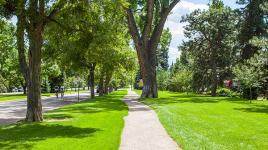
[89,63,96,99]
[26,15,44,122]
[104,72,112,94]
[99,71,104,96]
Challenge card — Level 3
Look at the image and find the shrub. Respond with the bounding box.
[168,70,192,92]
[157,70,170,90]
[217,88,232,97]
[217,87,240,97]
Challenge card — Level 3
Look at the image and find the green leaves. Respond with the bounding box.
[233,51,268,89]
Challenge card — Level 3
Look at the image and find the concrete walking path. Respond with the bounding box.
[0,92,90,126]
[120,90,181,150]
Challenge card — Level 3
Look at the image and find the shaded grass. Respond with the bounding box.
[0,90,128,150]
[137,90,268,150]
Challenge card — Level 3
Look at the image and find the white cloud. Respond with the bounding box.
[168,47,181,65]
[165,0,209,65]
[175,0,209,12]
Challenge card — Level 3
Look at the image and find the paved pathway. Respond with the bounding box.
[0,92,90,125]
[120,90,181,150]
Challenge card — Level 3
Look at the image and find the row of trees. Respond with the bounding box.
[0,0,137,122]
[0,20,25,93]
[155,0,268,99]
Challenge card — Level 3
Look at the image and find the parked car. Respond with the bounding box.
[12,88,18,92]
[18,87,24,92]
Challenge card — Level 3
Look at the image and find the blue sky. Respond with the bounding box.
[166,0,241,65]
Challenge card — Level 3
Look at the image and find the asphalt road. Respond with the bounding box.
[0,92,90,126]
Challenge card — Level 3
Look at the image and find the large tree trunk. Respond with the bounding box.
[20,81,27,94]
[104,72,112,94]
[89,63,96,99]
[126,1,179,98]
[25,23,43,122]
[140,47,158,98]
[99,72,104,96]
[16,0,63,122]
[211,59,217,97]
[25,0,45,122]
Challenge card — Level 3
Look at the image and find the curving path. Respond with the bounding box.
[0,92,90,126]
[120,90,181,150]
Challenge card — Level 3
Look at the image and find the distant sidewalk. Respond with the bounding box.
[0,92,90,126]
[120,90,181,150]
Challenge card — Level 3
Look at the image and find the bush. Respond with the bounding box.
[168,70,192,92]
[217,87,240,97]
[157,70,170,90]
[217,88,232,97]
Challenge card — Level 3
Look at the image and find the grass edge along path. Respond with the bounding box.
[0,90,128,150]
[136,90,268,150]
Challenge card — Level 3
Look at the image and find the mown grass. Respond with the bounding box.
[0,90,89,102]
[0,90,128,150]
[0,93,56,102]
[64,90,88,94]
[137,90,268,150]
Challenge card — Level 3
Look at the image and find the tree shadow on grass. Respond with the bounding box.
[0,123,100,150]
[234,104,268,114]
[143,93,258,106]
[48,94,128,115]
[44,113,74,120]
[142,97,220,106]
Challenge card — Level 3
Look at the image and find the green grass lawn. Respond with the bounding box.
[0,90,128,150]
[64,90,88,94]
[137,90,268,150]
[0,90,89,102]
[0,93,56,102]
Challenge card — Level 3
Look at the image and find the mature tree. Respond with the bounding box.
[233,52,268,100]
[1,0,66,122]
[237,0,268,60]
[181,0,238,96]
[126,0,180,98]
[44,0,131,98]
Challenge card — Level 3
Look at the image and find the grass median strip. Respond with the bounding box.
[0,90,128,150]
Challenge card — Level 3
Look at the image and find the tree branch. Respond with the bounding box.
[150,0,180,50]
[17,0,29,80]
[142,0,154,47]
[126,8,142,50]
[45,0,65,25]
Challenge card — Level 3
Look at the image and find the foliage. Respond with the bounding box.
[157,69,170,90]
[237,0,268,60]
[233,51,268,99]
[44,0,136,94]
[0,18,24,92]
[168,70,192,92]
[216,87,239,97]
[180,0,238,95]
[157,28,172,70]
